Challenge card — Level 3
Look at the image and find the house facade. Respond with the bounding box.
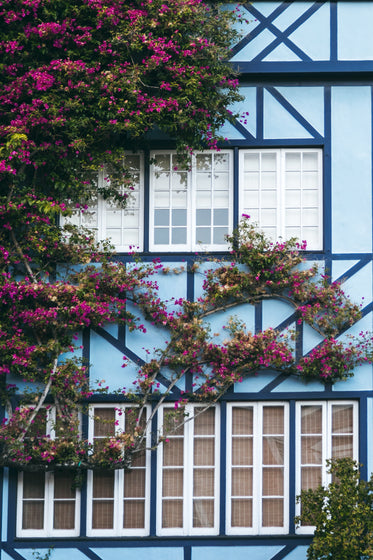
[2,1,373,559]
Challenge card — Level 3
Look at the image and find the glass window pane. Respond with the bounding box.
[262,467,283,496]
[124,470,145,498]
[162,500,183,528]
[193,499,214,527]
[154,228,169,245]
[163,439,184,466]
[171,228,187,244]
[194,439,215,466]
[162,469,183,497]
[285,152,301,171]
[193,469,214,496]
[301,406,322,434]
[262,498,283,527]
[54,473,75,499]
[213,209,228,226]
[23,502,44,530]
[263,437,284,465]
[123,500,145,529]
[232,408,253,435]
[213,227,228,245]
[232,467,252,496]
[23,472,45,499]
[93,472,114,498]
[94,408,115,437]
[172,209,187,226]
[332,405,353,433]
[194,408,215,435]
[195,228,211,244]
[244,153,259,171]
[196,209,211,226]
[231,499,252,527]
[92,501,114,529]
[54,501,75,530]
[154,209,170,227]
[232,438,253,465]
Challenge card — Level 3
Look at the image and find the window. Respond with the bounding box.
[17,408,80,537]
[239,149,323,250]
[150,151,233,252]
[226,402,289,535]
[296,400,358,533]
[65,153,144,252]
[157,405,220,535]
[86,405,150,536]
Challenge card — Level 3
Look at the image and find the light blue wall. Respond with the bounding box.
[331,86,372,254]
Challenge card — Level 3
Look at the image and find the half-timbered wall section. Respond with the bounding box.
[2,2,373,560]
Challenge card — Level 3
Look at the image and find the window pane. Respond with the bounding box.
[332,435,353,458]
[195,228,210,244]
[232,408,253,435]
[194,438,215,466]
[162,500,183,528]
[262,498,283,527]
[124,470,145,498]
[54,501,75,530]
[301,436,322,464]
[54,473,75,499]
[263,437,284,465]
[232,438,253,465]
[196,209,211,226]
[231,499,252,527]
[301,466,322,490]
[194,408,215,435]
[332,405,353,433]
[193,499,214,527]
[262,467,283,496]
[123,500,145,529]
[94,408,115,437]
[232,467,252,496]
[172,228,187,244]
[301,406,322,434]
[263,407,284,434]
[92,501,114,529]
[93,472,114,498]
[193,469,214,496]
[23,472,45,499]
[162,469,183,497]
[23,502,44,530]
[163,439,184,466]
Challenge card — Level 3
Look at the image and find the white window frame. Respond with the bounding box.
[239,148,323,250]
[295,400,359,534]
[157,404,220,536]
[62,153,144,252]
[226,402,289,535]
[17,407,81,537]
[86,404,151,537]
[149,150,233,252]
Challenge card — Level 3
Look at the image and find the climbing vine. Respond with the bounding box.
[0,210,370,471]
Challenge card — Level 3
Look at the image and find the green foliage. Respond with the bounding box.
[296,458,373,560]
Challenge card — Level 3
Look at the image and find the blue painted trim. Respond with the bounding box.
[230,2,289,59]
[265,87,324,140]
[78,548,102,560]
[330,1,337,62]
[7,536,314,548]
[232,61,373,74]
[233,147,239,229]
[255,302,262,334]
[257,87,264,141]
[271,545,297,560]
[333,258,372,284]
[359,396,368,480]
[143,150,150,253]
[288,401,296,536]
[249,3,324,64]
[223,138,323,147]
[149,407,158,536]
[230,121,256,142]
[219,401,227,536]
[222,390,370,400]
[1,546,26,560]
[259,373,295,395]
[83,328,90,378]
[323,86,332,257]
[295,322,303,363]
[7,469,17,542]
[184,545,192,560]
